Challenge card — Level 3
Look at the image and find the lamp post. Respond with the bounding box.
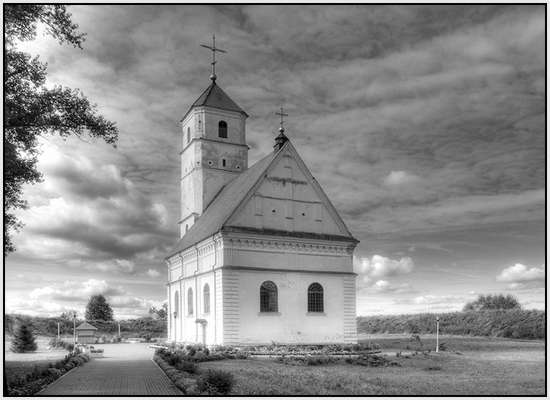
[118,320,121,338]
[435,316,440,353]
[57,322,60,340]
[73,312,77,346]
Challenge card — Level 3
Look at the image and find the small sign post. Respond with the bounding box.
[435,316,440,353]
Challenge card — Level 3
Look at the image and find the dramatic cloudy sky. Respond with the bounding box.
[5,5,545,318]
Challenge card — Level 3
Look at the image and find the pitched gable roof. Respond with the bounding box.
[167,150,277,257]
[167,140,358,259]
[181,81,248,121]
[76,322,98,330]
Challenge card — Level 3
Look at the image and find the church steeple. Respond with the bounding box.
[178,36,249,238]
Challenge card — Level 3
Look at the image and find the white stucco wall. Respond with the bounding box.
[225,269,355,344]
[166,233,357,345]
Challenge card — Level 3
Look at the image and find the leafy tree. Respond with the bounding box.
[59,310,78,321]
[85,294,114,321]
[11,323,37,353]
[463,294,521,311]
[4,4,118,255]
[148,303,168,320]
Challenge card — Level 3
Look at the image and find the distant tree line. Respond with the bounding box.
[5,295,168,338]
[357,295,545,340]
[4,314,166,338]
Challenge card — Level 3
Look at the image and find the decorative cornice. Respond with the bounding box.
[223,235,355,256]
[222,226,359,245]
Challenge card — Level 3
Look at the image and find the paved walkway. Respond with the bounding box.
[39,343,182,395]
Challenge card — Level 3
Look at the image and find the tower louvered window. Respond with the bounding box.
[308,283,324,312]
[260,281,278,312]
[218,121,227,138]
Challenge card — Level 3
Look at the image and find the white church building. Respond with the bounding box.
[165,49,359,345]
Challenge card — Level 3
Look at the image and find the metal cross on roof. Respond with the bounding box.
[200,34,227,82]
[275,106,289,133]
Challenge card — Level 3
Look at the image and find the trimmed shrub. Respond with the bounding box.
[197,369,234,395]
[176,360,198,374]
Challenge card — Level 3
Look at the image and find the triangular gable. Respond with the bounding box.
[76,322,97,330]
[225,141,356,239]
[166,140,357,259]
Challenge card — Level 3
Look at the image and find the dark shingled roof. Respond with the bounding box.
[181,81,248,121]
[167,149,278,258]
[75,322,98,330]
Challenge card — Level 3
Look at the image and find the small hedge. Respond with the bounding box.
[48,337,75,352]
[7,352,91,396]
[197,369,234,395]
[154,348,237,395]
[153,354,192,394]
[158,344,249,363]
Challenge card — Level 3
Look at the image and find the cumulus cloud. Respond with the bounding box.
[354,255,414,293]
[9,278,160,319]
[13,140,173,268]
[29,279,124,302]
[384,170,419,186]
[497,263,545,283]
[147,269,161,278]
[370,280,413,294]
[355,255,414,279]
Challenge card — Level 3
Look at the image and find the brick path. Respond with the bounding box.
[39,343,182,395]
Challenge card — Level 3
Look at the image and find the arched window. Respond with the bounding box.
[203,284,210,314]
[187,127,191,143]
[188,288,193,315]
[222,159,226,167]
[308,283,324,312]
[173,291,179,317]
[218,121,227,138]
[260,281,278,312]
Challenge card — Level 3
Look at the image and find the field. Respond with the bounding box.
[4,336,69,384]
[4,334,546,395]
[200,335,545,395]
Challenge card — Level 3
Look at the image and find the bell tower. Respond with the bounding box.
[179,36,248,237]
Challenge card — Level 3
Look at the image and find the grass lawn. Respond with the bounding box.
[4,335,70,384]
[201,335,545,395]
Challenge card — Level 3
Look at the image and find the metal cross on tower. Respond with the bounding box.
[200,34,227,82]
[275,106,289,133]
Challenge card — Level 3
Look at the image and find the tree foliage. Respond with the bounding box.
[357,309,544,339]
[4,4,118,254]
[11,323,37,353]
[85,295,113,321]
[463,294,521,312]
[149,303,168,320]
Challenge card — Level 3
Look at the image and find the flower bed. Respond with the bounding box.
[159,344,249,362]
[6,352,91,396]
[154,349,236,395]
